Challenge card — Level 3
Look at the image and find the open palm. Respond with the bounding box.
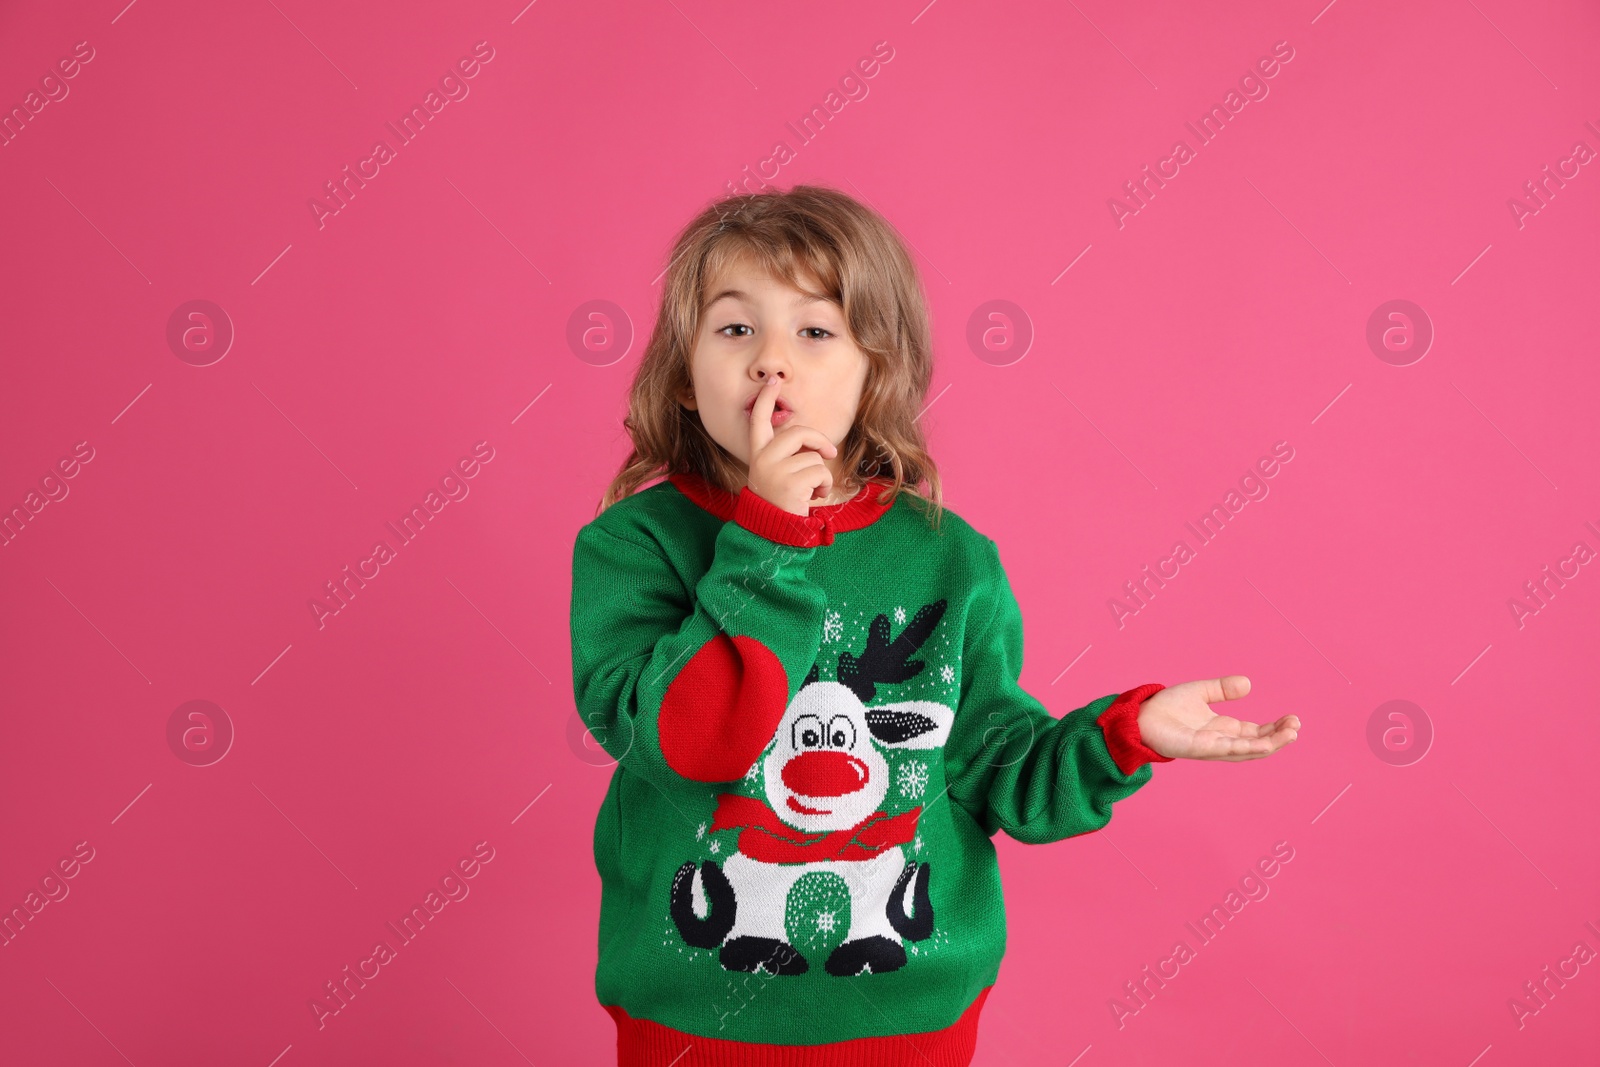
[1138,676,1300,762]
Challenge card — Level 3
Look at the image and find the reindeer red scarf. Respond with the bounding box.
[710,793,923,864]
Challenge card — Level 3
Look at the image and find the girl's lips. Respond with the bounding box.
[745,396,793,421]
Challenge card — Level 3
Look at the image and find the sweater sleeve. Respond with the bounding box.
[942,538,1171,844]
[569,490,831,788]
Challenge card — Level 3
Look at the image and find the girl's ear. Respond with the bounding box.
[677,384,697,411]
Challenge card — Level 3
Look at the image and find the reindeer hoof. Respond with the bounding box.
[886,861,933,942]
[721,936,808,975]
[826,935,906,976]
[669,861,736,949]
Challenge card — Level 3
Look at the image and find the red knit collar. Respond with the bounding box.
[667,470,894,532]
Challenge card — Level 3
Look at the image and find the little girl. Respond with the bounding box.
[569,185,1300,1066]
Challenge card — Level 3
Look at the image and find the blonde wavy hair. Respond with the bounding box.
[597,184,944,531]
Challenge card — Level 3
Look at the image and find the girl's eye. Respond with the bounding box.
[714,324,834,340]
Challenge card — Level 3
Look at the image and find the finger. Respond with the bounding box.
[1236,725,1298,758]
[1195,722,1296,760]
[775,421,839,458]
[1213,716,1275,739]
[778,452,830,480]
[809,465,836,501]
[1207,735,1275,761]
[1199,675,1251,705]
[766,423,839,461]
[748,376,781,458]
[1203,731,1264,756]
[795,454,834,496]
[1232,715,1301,739]
[1200,714,1246,736]
[1197,714,1271,739]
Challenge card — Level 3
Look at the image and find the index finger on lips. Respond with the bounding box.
[748,377,781,456]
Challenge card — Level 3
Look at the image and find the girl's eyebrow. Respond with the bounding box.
[704,288,837,310]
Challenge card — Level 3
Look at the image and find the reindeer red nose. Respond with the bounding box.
[782,751,869,797]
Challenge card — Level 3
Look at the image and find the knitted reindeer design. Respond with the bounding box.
[670,599,953,977]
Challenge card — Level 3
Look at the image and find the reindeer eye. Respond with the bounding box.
[826,715,856,750]
[792,714,825,750]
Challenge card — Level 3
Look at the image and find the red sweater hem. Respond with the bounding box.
[604,984,992,1066]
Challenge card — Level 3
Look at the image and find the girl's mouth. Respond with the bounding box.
[745,395,794,424]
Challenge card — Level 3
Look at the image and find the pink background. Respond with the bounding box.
[2,0,1597,1063]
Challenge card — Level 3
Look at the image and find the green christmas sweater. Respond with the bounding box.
[569,470,1170,1064]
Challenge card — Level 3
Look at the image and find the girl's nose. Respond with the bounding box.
[752,339,793,380]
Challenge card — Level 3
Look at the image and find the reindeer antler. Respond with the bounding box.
[836,600,948,704]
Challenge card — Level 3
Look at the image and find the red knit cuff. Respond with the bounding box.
[1096,683,1171,775]
[734,487,835,547]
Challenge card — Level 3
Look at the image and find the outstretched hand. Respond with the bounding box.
[1137,676,1300,761]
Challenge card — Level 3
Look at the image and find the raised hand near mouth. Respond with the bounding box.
[744,377,840,517]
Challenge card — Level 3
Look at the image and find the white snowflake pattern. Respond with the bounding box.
[822,610,843,644]
[744,762,762,783]
[709,839,721,854]
[696,822,707,840]
[893,606,906,625]
[816,910,837,934]
[913,834,924,854]
[896,760,929,799]
[939,664,955,684]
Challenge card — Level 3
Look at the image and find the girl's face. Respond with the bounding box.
[679,255,870,492]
